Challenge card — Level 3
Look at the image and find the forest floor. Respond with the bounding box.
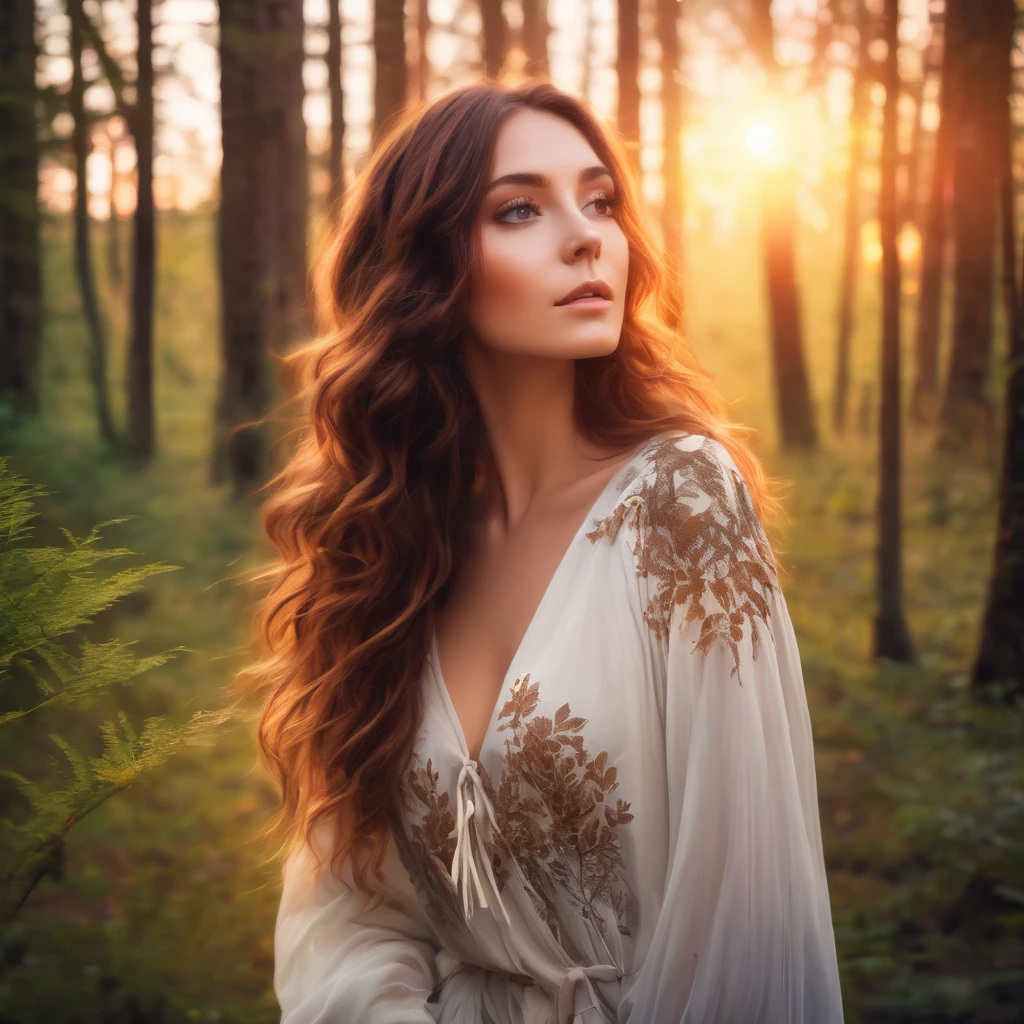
[0,208,1021,1023]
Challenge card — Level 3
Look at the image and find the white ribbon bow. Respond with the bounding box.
[450,758,513,928]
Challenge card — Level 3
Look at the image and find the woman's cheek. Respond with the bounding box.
[480,242,547,309]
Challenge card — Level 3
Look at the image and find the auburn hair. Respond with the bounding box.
[240,77,785,909]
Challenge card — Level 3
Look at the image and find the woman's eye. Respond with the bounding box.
[588,196,619,216]
[497,200,540,223]
[495,194,619,224]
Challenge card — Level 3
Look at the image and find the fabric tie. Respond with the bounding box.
[451,758,513,927]
[550,963,623,1024]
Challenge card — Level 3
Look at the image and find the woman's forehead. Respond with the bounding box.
[489,110,601,181]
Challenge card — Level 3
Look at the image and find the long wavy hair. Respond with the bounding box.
[242,77,785,908]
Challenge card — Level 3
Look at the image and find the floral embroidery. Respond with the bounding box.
[393,757,466,931]
[396,677,636,953]
[490,672,635,946]
[586,433,778,682]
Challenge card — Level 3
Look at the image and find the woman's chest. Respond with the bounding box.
[433,480,642,766]
[393,553,663,959]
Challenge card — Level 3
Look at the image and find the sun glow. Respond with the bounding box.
[746,122,777,156]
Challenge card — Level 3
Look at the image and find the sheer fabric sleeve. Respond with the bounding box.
[274,819,441,1024]
[619,435,844,1024]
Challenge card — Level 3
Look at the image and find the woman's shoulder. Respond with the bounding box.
[598,428,777,592]
[618,429,747,512]
[601,429,781,661]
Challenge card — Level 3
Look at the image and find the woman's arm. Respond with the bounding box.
[274,820,441,1023]
[619,436,845,1024]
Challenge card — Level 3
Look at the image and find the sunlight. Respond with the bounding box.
[746,122,777,156]
[861,221,921,266]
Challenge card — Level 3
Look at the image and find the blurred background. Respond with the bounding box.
[1,0,1023,1020]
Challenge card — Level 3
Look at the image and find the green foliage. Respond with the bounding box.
[0,457,236,929]
[827,665,1024,1018]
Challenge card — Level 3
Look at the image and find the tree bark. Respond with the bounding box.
[581,0,597,101]
[874,0,914,663]
[213,0,307,491]
[374,0,408,142]
[833,0,869,437]
[106,123,123,291]
[521,0,549,80]
[616,0,640,183]
[761,165,817,449]
[127,0,155,462]
[67,0,118,448]
[414,0,431,103]
[972,0,1022,704]
[750,0,817,450]
[937,0,1011,453]
[212,0,275,492]
[657,0,684,332]
[912,0,959,425]
[327,0,345,210]
[270,0,309,346]
[0,0,43,416]
[479,0,506,81]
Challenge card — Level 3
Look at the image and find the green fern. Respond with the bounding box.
[0,457,237,927]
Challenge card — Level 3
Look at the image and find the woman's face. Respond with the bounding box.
[464,107,629,362]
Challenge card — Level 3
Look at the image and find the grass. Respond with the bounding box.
[0,197,1020,1023]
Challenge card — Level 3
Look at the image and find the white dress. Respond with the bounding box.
[273,429,846,1024]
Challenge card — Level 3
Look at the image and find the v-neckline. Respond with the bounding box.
[430,435,655,764]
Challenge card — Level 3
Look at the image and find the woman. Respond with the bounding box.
[257,78,845,1023]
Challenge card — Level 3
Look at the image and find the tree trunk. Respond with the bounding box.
[213,0,307,491]
[616,0,640,183]
[761,165,817,449]
[374,0,408,142]
[937,0,1011,453]
[479,0,506,81]
[0,0,43,416]
[521,0,549,80]
[874,0,914,663]
[657,0,683,332]
[106,124,123,290]
[212,0,275,492]
[268,0,308,345]
[833,0,868,437]
[67,0,118,448]
[581,0,597,101]
[912,0,958,425]
[750,0,817,451]
[414,0,430,103]
[327,0,345,209]
[127,0,155,462]
[972,0,1022,704]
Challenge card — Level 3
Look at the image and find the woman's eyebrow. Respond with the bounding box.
[484,165,612,195]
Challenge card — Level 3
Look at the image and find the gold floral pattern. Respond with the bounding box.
[395,676,636,956]
[490,672,635,948]
[392,757,467,932]
[586,433,778,683]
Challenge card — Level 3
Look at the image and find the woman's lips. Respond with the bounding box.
[557,296,612,309]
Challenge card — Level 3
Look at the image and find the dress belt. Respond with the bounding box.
[451,758,513,927]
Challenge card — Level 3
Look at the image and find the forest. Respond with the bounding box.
[0,0,1022,1020]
